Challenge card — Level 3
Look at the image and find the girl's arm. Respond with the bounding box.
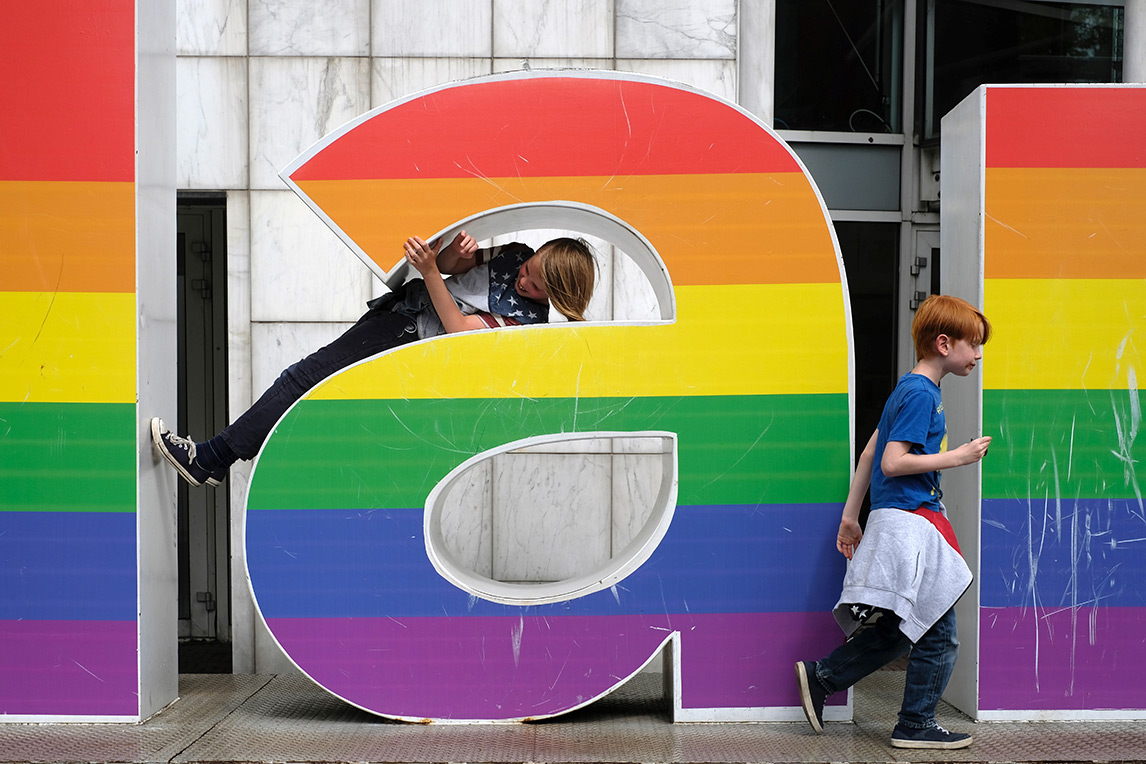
[404,236,487,333]
[881,436,991,477]
[837,429,877,559]
[434,230,479,274]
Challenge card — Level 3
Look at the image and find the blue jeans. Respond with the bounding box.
[218,302,418,461]
[813,606,959,729]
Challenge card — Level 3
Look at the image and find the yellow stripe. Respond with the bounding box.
[0,292,136,403]
[296,173,842,286]
[985,168,1146,279]
[310,283,849,401]
[0,181,136,293]
[984,278,1146,390]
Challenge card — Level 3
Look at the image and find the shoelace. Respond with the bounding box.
[166,432,196,456]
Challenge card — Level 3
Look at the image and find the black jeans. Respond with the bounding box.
[814,606,959,729]
[218,303,418,461]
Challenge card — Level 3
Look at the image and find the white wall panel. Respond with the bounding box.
[616,58,736,101]
[249,321,356,396]
[249,57,371,190]
[250,0,370,56]
[176,0,247,56]
[373,0,493,57]
[176,56,248,189]
[616,0,737,59]
[250,190,371,322]
[372,58,493,107]
[493,0,614,58]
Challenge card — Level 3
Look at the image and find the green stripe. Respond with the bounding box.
[249,394,850,511]
[984,389,1145,500]
[0,403,136,512]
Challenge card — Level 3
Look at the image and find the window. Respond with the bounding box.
[922,0,1124,139]
[775,0,905,132]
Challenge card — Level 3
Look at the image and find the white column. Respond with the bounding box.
[738,0,775,125]
[1127,0,1146,82]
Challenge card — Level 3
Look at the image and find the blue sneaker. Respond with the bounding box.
[794,660,826,732]
[890,721,972,749]
[150,418,218,487]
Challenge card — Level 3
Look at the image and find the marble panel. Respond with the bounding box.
[251,191,373,322]
[611,452,665,551]
[493,0,614,58]
[250,0,370,55]
[616,0,737,59]
[612,245,661,321]
[437,460,494,579]
[615,57,736,102]
[491,453,612,583]
[372,58,493,107]
[373,0,492,57]
[177,57,248,189]
[249,57,372,190]
[226,191,253,420]
[176,0,247,56]
[250,321,355,396]
[612,435,673,453]
[491,58,613,74]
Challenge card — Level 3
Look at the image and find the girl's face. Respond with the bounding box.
[515,254,549,302]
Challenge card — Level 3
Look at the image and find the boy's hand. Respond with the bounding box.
[836,518,863,560]
[404,236,440,276]
[952,435,992,466]
[441,230,477,260]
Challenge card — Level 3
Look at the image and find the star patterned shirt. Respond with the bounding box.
[411,242,549,338]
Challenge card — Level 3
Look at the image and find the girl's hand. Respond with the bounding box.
[404,236,440,276]
[836,518,863,560]
[441,230,477,261]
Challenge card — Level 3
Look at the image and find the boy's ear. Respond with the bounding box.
[935,333,952,357]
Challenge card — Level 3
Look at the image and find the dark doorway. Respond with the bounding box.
[176,194,231,673]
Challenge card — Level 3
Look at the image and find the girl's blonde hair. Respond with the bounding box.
[912,294,991,360]
[536,237,596,321]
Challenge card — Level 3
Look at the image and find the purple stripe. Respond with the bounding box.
[979,606,1146,710]
[267,611,845,720]
[0,621,137,716]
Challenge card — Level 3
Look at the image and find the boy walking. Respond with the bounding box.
[795,295,992,750]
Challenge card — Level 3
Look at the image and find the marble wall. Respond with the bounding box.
[175,0,773,673]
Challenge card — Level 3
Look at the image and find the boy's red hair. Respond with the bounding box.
[912,294,991,361]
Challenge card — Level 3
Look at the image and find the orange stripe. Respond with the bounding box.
[0,181,135,293]
[985,168,1146,279]
[296,173,841,286]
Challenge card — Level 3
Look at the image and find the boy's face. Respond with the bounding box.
[515,254,549,302]
[943,336,983,376]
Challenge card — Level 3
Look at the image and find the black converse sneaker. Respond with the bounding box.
[150,418,215,487]
[794,661,826,733]
[890,721,973,749]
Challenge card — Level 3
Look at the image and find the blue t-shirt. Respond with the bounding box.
[870,372,947,511]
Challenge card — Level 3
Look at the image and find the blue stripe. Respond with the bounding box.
[0,512,136,620]
[981,498,1146,608]
[246,503,846,619]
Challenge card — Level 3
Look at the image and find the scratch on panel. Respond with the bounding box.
[511,615,524,668]
[72,660,104,683]
[985,214,1029,239]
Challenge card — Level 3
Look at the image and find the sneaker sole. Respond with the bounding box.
[150,417,204,487]
[794,661,823,733]
[890,736,973,750]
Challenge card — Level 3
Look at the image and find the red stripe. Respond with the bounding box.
[291,76,801,182]
[0,0,135,181]
[985,87,1146,169]
[907,507,962,556]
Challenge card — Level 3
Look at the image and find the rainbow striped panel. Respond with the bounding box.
[0,0,138,717]
[979,86,1146,712]
[246,73,852,721]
